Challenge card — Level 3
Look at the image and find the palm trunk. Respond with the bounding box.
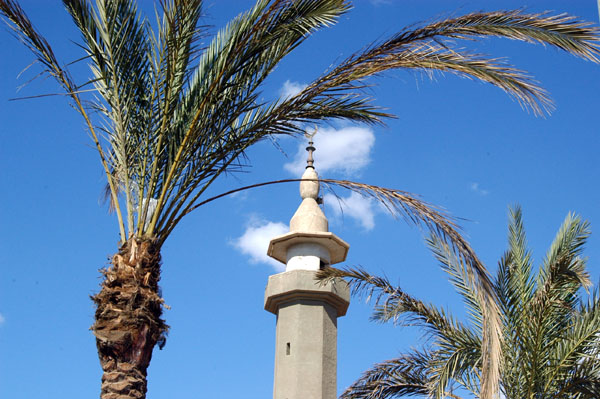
[92,239,168,399]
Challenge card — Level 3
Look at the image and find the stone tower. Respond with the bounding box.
[264,137,350,399]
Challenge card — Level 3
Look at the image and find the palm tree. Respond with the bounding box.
[1,1,599,398]
[324,207,600,399]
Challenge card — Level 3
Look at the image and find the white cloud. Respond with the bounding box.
[228,190,249,201]
[233,219,288,271]
[470,182,489,196]
[324,191,376,231]
[284,126,375,176]
[0,313,5,325]
[279,80,307,99]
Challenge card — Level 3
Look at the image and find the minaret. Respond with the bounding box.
[265,134,350,399]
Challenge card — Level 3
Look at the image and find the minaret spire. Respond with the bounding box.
[264,128,350,399]
[305,127,316,169]
[289,128,327,235]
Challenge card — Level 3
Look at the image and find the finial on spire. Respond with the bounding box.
[304,126,317,169]
[298,126,320,203]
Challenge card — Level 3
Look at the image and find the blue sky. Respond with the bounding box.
[1,1,599,398]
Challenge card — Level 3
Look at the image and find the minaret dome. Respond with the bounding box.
[267,134,349,270]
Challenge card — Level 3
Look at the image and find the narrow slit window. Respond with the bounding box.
[286,342,291,355]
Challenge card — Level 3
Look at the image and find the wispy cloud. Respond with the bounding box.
[284,126,375,176]
[228,190,249,201]
[0,313,5,325]
[233,218,288,271]
[470,182,490,196]
[324,191,377,231]
[279,80,307,99]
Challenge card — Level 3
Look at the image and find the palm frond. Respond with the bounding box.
[543,288,600,394]
[0,0,127,240]
[515,213,591,396]
[319,180,496,303]
[318,267,462,334]
[138,0,205,233]
[318,266,482,398]
[147,7,600,246]
[498,206,535,389]
[65,0,153,234]
[340,350,433,399]
[427,341,481,399]
[186,175,493,301]
[1,0,74,90]
[143,0,351,237]
[536,212,591,303]
[427,234,484,333]
[338,206,600,399]
[395,10,600,62]
[315,180,501,399]
[288,10,600,119]
[562,378,600,399]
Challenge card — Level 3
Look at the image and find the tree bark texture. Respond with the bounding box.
[92,239,168,399]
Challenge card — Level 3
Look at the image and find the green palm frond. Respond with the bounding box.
[340,350,433,399]
[337,207,600,399]
[495,250,530,399]
[502,207,534,330]
[427,342,481,399]
[561,321,600,399]
[516,212,592,397]
[341,349,477,399]
[562,379,600,399]
[288,9,600,120]
[144,0,352,237]
[499,207,536,391]
[317,267,479,348]
[64,0,152,234]
[319,266,482,399]
[507,206,535,297]
[137,0,205,235]
[427,234,484,333]
[564,303,600,399]
[544,289,600,394]
[425,234,490,397]
[536,212,591,303]
[397,10,600,61]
